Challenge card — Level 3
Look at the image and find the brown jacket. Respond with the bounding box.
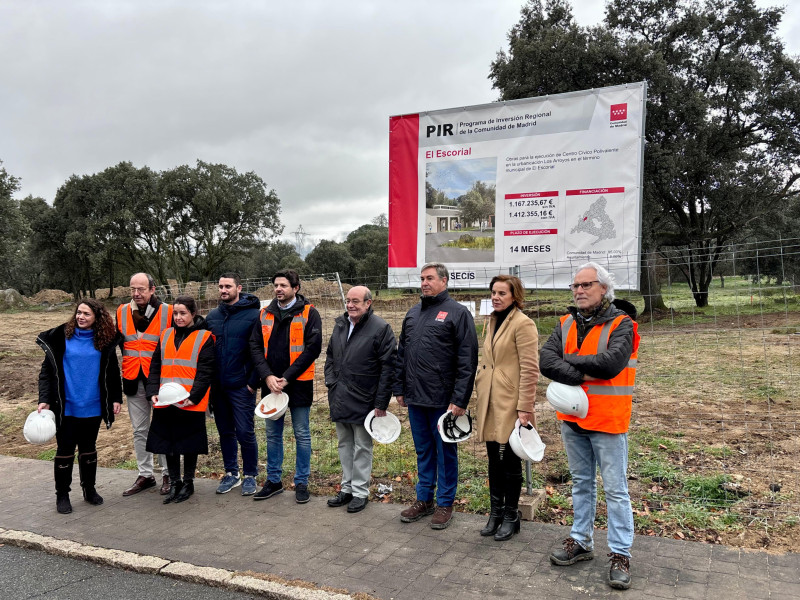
[475,308,539,443]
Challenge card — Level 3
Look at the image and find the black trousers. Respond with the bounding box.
[486,441,523,507]
[56,416,102,456]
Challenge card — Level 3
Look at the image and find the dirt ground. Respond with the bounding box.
[1,306,798,552]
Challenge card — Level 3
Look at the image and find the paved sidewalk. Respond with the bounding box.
[1,455,797,599]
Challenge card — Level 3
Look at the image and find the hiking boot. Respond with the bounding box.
[430,505,453,530]
[254,480,283,500]
[550,537,594,565]
[400,499,435,523]
[608,553,631,590]
[215,472,241,494]
[241,476,257,496]
[327,491,354,507]
[295,483,310,504]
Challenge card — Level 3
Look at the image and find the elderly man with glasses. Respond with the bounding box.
[539,262,640,590]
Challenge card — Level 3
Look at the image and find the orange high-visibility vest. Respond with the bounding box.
[117,302,173,381]
[157,327,212,412]
[259,304,315,381]
[557,313,640,434]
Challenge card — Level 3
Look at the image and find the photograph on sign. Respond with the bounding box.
[388,83,646,289]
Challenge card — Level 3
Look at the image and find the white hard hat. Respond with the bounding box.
[364,409,401,444]
[156,382,190,407]
[255,392,289,420]
[23,409,56,445]
[546,382,589,419]
[437,410,472,443]
[508,419,546,462]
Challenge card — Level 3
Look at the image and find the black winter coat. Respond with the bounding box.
[205,293,261,390]
[36,324,123,429]
[394,291,478,409]
[324,308,396,423]
[249,294,322,407]
[539,299,636,386]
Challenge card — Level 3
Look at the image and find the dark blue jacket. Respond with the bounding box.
[205,293,261,389]
[394,291,478,409]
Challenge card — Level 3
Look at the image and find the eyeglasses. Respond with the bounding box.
[129,287,149,294]
[569,281,599,291]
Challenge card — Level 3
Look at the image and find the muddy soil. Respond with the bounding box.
[1,307,798,552]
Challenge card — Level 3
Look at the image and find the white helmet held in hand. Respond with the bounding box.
[546,382,589,419]
[437,410,472,443]
[364,409,402,444]
[508,419,546,462]
[23,409,56,445]
[156,382,190,407]
[255,392,289,420]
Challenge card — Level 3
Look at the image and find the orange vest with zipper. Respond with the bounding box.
[116,302,173,381]
[259,304,315,381]
[157,327,212,412]
[557,313,640,434]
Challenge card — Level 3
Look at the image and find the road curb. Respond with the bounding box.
[0,528,357,600]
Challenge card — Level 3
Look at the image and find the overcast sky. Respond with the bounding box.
[2,0,797,250]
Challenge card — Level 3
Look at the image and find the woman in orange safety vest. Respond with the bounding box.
[146,295,215,504]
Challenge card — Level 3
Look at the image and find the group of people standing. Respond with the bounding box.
[36,261,639,591]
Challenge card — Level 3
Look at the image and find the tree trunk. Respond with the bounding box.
[640,258,667,315]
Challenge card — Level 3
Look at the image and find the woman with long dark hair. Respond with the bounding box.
[475,275,539,540]
[36,298,122,514]
[146,295,214,503]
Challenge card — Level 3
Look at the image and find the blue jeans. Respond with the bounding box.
[407,404,458,507]
[214,385,258,477]
[561,422,634,556]
[264,405,311,485]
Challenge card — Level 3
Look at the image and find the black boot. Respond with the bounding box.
[480,486,504,536]
[174,480,194,503]
[78,451,103,505]
[495,474,522,541]
[54,455,74,514]
[481,443,505,536]
[163,480,184,504]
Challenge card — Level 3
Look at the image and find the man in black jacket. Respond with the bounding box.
[249,269,322,503]
[205,273,262,496]
[394,262,478,529]
[324,286,396,513]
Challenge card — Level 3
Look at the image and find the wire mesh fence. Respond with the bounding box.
[154,237,799,526]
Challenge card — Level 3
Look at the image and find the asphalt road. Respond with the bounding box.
[0,545,259,600]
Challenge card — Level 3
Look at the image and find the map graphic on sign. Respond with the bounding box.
[570,196,616,244]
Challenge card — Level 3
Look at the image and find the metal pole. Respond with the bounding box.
[334,272,346,312]
[525,460,533,495]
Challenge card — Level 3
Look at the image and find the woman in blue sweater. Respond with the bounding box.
[36,298,123,514]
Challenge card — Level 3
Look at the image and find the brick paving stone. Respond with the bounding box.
[3,455,800,600]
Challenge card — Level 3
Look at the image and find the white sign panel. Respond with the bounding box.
[388,83,646,289]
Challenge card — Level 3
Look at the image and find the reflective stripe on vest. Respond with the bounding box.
[259,304,315,381]
[557,313,640,434]
[116,302,173,381]
[158,327,211,412]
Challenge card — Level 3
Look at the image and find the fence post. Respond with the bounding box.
[334,272,346,311]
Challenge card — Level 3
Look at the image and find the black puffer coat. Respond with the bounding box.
[393,291,478,409]
[36,324,123,429]
[324,308,396,423]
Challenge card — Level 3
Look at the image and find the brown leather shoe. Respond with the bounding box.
[122,475,156,497]
[430,505,453,529]
[159,475,171,495]
[400,499,435,523]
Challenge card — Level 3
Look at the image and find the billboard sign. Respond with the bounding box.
[388,82,646,289]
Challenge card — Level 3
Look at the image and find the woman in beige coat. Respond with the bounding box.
[475,274,539,540]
